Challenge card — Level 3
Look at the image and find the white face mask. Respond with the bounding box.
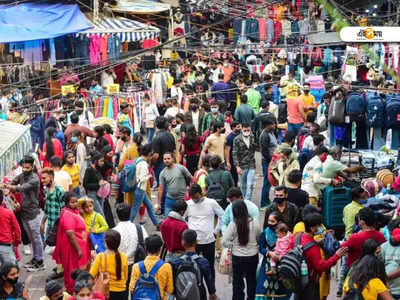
[242,131,251,137]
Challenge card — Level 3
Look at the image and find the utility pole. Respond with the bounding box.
[94,0,99,21]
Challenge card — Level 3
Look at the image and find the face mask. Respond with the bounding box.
[242,131,251,137]
[172,124,177,128]
[304,90,310,94]
[359,199,368,205]
[220,128,226,134]
[121,137,127,142]
[57,296,64,300]
[316,227,324,235]
[76,110,83,115]
[6,277,18,285]
[190,105,198,111]
[58,117,65,122]
[211,107,218,113]
[234,129,241,135]
[274,197,285,204]
[268,223,277,230]
[71,136,78,143]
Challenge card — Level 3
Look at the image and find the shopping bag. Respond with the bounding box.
[218,247,232,275]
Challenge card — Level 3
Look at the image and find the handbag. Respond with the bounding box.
[134,223,147,263]
[93,253,110,299]
[89,213,106,253]
[97,181,110,199]
[218,247,232,275]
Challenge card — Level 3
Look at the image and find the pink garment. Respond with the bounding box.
[89,35,101,66]
[273,231,294,258]
[287,96,305,124]
[258,18,267,41]
[273,21,282,43]
[100,35,109,66]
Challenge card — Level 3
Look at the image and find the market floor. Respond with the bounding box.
[19,153,340,299]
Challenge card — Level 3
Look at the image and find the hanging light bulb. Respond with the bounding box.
[373,13,377,16]
[365,9,370,13]
[373,4,378,8]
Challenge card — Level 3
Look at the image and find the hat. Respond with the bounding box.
[77,196,94,209]
[393,228,400,242]
[45,280,62,297]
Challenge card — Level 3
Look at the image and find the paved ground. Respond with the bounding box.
[19,153,340,299]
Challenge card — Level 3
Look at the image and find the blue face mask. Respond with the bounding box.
[359,199,368,205]
[71,136,78,143]
[316,227,324,235]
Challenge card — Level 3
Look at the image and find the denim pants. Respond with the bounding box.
[87,191,105,217]
[146,128,155,143]
[261,159,271,208]
[287,123,303,135]
[0,245,16,265]
[371,127,386,150]
[329,124,336,146]
[130,188,160,226]
[232,254,258,300]
[239,168,255,202]
[22,214,43,261]
[164,196,176,218]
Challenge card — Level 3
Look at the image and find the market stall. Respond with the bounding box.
[0,120,32,179]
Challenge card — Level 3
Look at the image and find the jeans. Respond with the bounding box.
[154,161,166,187]
[146,128,155,143]
[371,127,386,150]
[0,245,16,265]
[87,191,105,217]
[232,254,258,300]
[261,158,271,208]
[239,168,255,202]
[392,128,400,150]
[337,255,349,296]
[329,124,336,146]
[196,242,216,285]
[288,123,303,135]
[73,186,81,198]
[130,188,160,226]
[165,251,183,262]
[164,196,176,218]
[22,214,43,261]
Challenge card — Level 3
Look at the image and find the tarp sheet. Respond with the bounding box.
[77,15,160,42]
[308,32,344,45]
[0,3,92,43]
[111,0,170,14]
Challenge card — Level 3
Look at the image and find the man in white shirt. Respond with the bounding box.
[186,183,224,286]
[113,203,148,290]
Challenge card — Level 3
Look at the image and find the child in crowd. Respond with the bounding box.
[266,223,294,275]
[78,197,109,236]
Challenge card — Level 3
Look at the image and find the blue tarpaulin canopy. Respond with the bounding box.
[0,3,92,43]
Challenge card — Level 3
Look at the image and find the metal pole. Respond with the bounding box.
[94,0,99,22]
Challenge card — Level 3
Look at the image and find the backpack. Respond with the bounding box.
[365,92,385,128]
[342,278,365,300]
[207,171,228,209]
[278,233,316,293]
[278,102,287,124]
[119,157,144,193]
[322,232,340,258]
[134,223,147,263]
[132,260,165,300]
[328,98,346,125]
[174,254,202,300]
[385,94,400,129]
[346,92,365,121]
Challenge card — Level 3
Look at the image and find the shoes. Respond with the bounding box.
[24,259,36,268]
[23,245,31,255]
[27,260,45,272]
[47,270,64,281]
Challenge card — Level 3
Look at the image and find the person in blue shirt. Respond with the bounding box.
[89,79,103,95]
[221,187,259,235]
[171,229,217,300]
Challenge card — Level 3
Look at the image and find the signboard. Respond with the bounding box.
[61,85,75,96]
[107,84,120,94]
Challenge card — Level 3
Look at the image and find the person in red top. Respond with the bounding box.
[0,189,21,264]
[103,124,116,153]
[294,212,348,300]
[181,124,204,175]
[160,200,188,261]
[41,127,63,168]
[341,207,386,267]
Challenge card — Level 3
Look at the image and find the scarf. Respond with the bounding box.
[168,211,186,222]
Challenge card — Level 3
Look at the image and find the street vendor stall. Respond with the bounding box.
[0,120,32,179]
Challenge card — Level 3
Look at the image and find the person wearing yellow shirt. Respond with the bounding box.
[343,254,393,300]
[299,83,316,115]
[78,197,108,234]
[293,205,330,300]
[62,151,81,195]
[90,230,129,300]
[130,234,174,300]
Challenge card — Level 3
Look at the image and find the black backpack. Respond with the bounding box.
[134,223,147,263]
[278,102,287,124]
[174,254,202,300]
[278,233,316,293]
[342,278,365,300]
[207,171,228,209]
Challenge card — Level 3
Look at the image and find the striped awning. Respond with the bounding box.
[77,16,160,42]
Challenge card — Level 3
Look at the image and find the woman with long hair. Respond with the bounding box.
[41,127,63,167]
[90,230,128,300]
[53,192,90,294]
[0,262,29,299]
[181,124,203,175]
[93,126,110,153]
[222,200,261,300]
[344,254,393,300]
